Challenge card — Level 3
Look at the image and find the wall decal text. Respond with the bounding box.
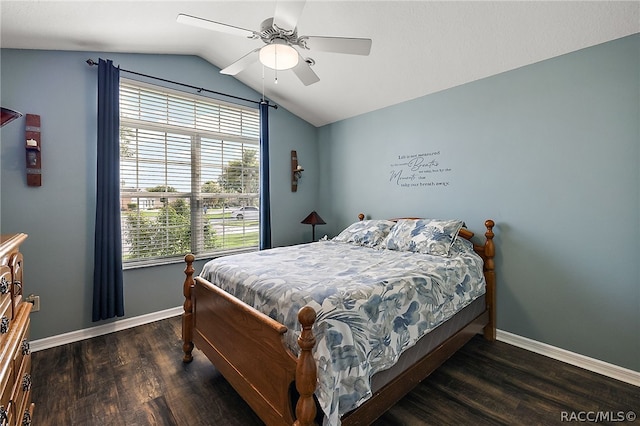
[389,150,451,188]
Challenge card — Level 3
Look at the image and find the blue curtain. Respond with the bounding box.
[92,59,124,321]
[259,101,272,250]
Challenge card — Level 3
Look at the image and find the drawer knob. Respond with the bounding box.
[22,373,32,392]
[21,339,31,355]
[0,316,8,334]
[0,277,8,295]
[22,409,32,426]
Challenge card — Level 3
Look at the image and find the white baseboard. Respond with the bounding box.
[29,312,639,388]
[29,306,183,352]
[497,329,640,387]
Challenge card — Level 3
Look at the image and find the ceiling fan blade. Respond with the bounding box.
[292,54,320,86]
[220,49,261,75]
[177,13,257,38]
[302,36,372,55]
[273,1,307,33]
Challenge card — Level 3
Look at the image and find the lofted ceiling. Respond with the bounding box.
[1,1,638,127]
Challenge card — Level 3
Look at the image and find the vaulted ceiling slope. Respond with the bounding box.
[1,1,638,127]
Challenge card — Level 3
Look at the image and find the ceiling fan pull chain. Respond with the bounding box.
[274,51,279,84]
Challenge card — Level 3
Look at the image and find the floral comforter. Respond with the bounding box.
[199,238,486,425]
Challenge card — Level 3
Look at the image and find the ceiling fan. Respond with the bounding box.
[176,1,372,86]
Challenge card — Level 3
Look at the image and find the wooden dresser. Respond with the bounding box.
[0,234,34,426]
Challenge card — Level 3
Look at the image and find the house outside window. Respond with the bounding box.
[119,79,260,266]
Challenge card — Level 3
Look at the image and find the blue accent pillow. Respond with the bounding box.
[380,218,464,256]
[332,220,396,247]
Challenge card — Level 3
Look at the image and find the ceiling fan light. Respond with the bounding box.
[259,40,298,71]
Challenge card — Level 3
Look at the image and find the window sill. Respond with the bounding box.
[122,247,259,270]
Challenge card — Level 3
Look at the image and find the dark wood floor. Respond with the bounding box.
[31,316,639,425]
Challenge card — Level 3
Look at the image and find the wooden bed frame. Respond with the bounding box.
[182,218,496,425]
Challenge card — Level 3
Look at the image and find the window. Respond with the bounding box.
[119,79,260,265]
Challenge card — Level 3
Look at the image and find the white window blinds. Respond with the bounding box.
[119,79,260,264]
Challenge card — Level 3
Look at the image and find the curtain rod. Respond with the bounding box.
[86,59,277,109]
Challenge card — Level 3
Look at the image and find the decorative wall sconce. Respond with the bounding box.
[291,150,304,192]
[25,114,42,187]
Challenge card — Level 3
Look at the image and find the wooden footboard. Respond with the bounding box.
[182,257,317,426]
[182,219,496,425]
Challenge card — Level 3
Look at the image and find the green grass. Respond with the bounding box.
[217,231,259,247]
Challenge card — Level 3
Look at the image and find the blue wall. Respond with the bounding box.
[2,34,638,373]
[0,50,318,341]
[318,34,640,372]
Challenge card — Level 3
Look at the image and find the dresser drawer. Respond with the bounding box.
[0,298,12,351]
[0,267,11,345]
[11,306,30,384]
[0,303,14,426]
[0,365,14,426]
[0,268,11,315]
[11,355,31,426]
[7,253,23,321]
[0,399,13,426]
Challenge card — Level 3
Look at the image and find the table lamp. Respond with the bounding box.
[301,211,326,242]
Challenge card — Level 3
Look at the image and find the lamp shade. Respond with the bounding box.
[259,40,299,70]
[301,211,326,225]
[1,107,22,127]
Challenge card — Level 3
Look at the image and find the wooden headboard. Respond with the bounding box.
[357,212,494,272]
[358,212,477,241]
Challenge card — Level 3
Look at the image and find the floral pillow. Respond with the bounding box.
[380,218,464,256]
[332,220,396,247]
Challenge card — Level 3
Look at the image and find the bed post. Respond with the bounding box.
[182,253,195,363]
[482,220,496,341]
[294,306,317,426]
